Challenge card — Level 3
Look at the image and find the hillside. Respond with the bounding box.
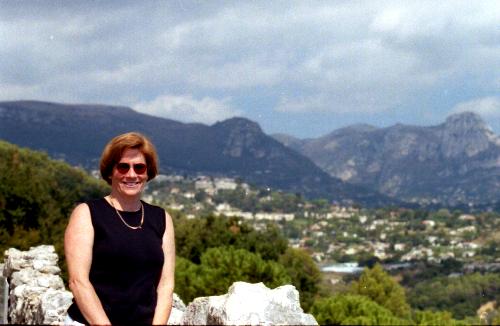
[274,112,500,208]
[0,139,109,255]
[0,100,397,207]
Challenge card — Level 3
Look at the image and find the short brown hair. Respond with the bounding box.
[100,132,159,185]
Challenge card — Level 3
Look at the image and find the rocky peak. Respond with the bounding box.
[271,133,304,149]
[327,123,378,137]
[213,117,268,159]
[213,117,263,134]
[440,112,496,158]
[444,111,490,133]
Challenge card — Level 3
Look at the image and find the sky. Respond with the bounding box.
[1,1,499,138]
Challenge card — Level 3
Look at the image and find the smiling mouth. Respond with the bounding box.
[122,181,141,187]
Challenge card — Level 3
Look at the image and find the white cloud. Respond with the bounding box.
[276,95,328,113]
[451,96,500,117]
[0,0,499,133]
[133,95,241,124]
[0,83,41,101]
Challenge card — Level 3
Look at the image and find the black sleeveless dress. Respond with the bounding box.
[67,198,166,325]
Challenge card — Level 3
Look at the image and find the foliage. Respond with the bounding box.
[310,294,409,325]
[174,246,291,303]
[173,212,327,309]
[0,140,109,265]
[351,263,411,318]
[408,272,500,319]
[173,213,288,263]
[492,309,500,325]
[401,260,463,287]
[174,257,205,303]
[278,248,321,311]
[412,310,465,326]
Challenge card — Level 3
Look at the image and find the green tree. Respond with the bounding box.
[199,247,291,296]
[0,140,108,269]
[174,246,291,303]
[174,214,288,263]
[174,257,204,303]
[408,272,500,319]
[413,310,459,326]
[311,294,409,325]
[351,263,411,318]
[278,248,321,311]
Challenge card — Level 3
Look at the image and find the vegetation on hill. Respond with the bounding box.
[408,272,500,319]
[0,140,108,260]
[351,263,411,318]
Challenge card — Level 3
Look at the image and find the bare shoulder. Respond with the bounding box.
[164,209,172,220]
[163,210,174,237]
[70,203,91,221]
[66,203,93,233]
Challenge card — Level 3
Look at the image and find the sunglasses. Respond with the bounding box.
[115,162,147,175]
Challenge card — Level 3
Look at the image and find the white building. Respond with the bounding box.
[214,177,238,191]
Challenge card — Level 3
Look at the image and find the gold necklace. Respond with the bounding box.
[109,197,144,230]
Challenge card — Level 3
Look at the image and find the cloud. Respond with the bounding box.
[133,95,241,124]
[0,0,499,134]
[451,96,500,117]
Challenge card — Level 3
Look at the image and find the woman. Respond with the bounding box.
[65,132,175,325]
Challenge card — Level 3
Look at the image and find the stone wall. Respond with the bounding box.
[2,245,73,324]
[0,267,8,324]
[3,246,317,325]
[175,282,318,325]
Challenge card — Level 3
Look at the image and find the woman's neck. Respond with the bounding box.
[108,193,141,211]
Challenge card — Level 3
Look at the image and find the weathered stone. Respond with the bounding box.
[182,296,210,325]
[0,267,8,325]
[39,288,74,325]
[167,293,187,325]
[10,269,64,290]
[181,282,318,325]
[3,245,72,325]
[3,245,59,279]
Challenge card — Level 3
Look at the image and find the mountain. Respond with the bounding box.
[0,100,397,207]
[273,112,500,208]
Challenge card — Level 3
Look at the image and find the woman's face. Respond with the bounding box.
[110,148,148,198]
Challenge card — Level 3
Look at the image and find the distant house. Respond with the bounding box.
[214,177,238,191]
[458,214,476,221]
[394,243,406,251]
[422,220,436,228]
[457,226,477,234]
[255,212,294,221]
[195,176,215,195]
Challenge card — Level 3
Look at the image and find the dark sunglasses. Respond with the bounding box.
[115,163,147,175]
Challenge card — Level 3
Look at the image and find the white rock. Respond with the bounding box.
[4,245,71,325]
[182,297,210,325]
[182,282,318,325]
[168,293,187,325]
[39,288,73,324]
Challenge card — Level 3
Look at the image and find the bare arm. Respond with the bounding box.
[152,211,176,325]
[65,203,111,325]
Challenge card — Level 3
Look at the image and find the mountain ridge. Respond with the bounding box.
[273,111,500,208]
[0,100,398,207]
